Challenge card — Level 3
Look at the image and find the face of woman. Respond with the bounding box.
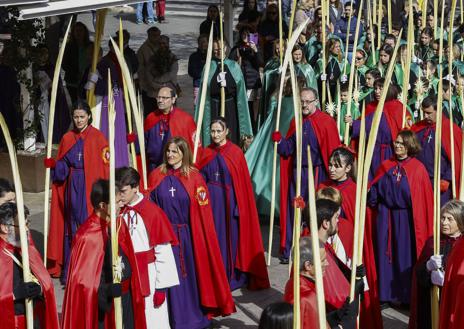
[374,85,382,100]
[208,7,219,20]
[366,74,375,88]
[394,135,408,159]
[328,157,351,182]
[73,109,90,132]
[166,143,183,168]
[354,51,365,67]
[331,42,341,56]
[248,0,256,9]
[421,33,431,46]
[441,212,462,237]
[380,50,390,64]
[293,49,303,63]
[210,122,228,146]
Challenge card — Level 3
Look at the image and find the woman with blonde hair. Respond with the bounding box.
[148,137,235,328]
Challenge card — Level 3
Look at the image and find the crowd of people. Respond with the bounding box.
[2,0,464,328]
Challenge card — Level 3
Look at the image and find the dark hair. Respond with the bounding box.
[0,178,14,198]
[0,202,29,226]
[442,81,454,93]
[365,68,381,80]
[330,147,356,179]
[379,44,394,60]
[115,167,140,190]
[421,26,434,38]
[397,129,422,157]
[90,179,109,209]
[71,22,91,46]
[316,199,340,229]
[115,29,130,42]
[374,78,399,101]
[211,116,228,129]
[147,26,161,34]
[197,34,208,43]
[207,4,219,20]
[258,302,293,329]
[384,33,397,44]
[340,82,349,93]
[72,100,93,125]
[422,94,437,110]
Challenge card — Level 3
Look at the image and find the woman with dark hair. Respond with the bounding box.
[378,43,402,85]
[45,100,109,283]
[197,118,270,291]
[199,5,220,39]
[416,27,435,63]
[62,22,93,103]
[346,78,411,179]
[237,0,260,31]
[258,302,293,329]
[369,129,433,305]
[148,137,235,329]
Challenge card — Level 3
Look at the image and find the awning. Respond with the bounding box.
[0,0,48,6]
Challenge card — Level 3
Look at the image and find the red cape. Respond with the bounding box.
[284,275,329,329]
[411,117,462,197]
[279,110,340,251]
[439,236,464,329]
[148,168,236,317]
[47,126,109,276]
[61,213,146,329]
[371,157,434,257]
[197,141,270,290]
[0,237,60,329]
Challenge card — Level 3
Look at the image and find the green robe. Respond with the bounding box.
[258,64,280,129]
[194,58,253,145]
[338,101,360,144]
[295,62,318,90]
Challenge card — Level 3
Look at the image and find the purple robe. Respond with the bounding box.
[150,174,210,329]
[352,113,393,180]
[95,54,129,168]
[277,119,327,259]
[369,160,416,304]
[415,126,453,205]
[51,138,88,283]
[200,153,248,291]
[144,121,171,172]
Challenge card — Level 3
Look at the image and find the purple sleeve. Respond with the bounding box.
[351,119,360,139]
[52,158,70,183]
[277,133,296,157]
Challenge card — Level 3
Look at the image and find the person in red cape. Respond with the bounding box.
[272,87,340,264]
[45,100,109,283]
[116,167,179,327]
[369,130,433,304]
[411,95,462,205]
[62,179,146,329]
[283,236,360,329]
[197,117,270,291]
[409,199,464,329]
[141,86,201,174]
[346,78,412,179]
[148,137,235,328]
[0,202,60,329]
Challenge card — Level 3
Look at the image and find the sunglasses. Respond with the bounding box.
[355,57,364,60]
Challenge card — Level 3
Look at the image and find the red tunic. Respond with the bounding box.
[148,168,236,317]
[197,141,270,290]
[61,213,146,329]
[0,237,60,329]
[47,126,109,276]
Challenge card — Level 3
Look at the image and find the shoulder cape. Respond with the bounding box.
[371,157,434,257]
[47,126,109,277]
[0,238,60,329]
[411,117,463,197]
[279,110,340,250]
[194,59,253,145]
[148,168,236,316]
[61,213,146,329]
[197,141,270,290]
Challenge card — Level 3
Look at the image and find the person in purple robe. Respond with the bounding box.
[369,130,433,305]
[86,40,129,168]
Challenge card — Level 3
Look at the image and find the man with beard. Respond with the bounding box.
[188,35,208,104]
[0,202,60,329]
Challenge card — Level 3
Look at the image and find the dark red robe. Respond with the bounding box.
[411,117,462,197]
[47,126,109,277]
[0,237,60,329]
[197,141,270,290]
[148,168,236,317]
[279,110,340,251]
[61,213,146,329]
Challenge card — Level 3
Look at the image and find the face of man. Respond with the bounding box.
[157,87,175,113]
[117,185,138,207]
[421,33,431,46]
[422,105,437,124]
[148,30,161,44]
[300,90,318,116]
[340,91,349,103]
[384,38,395,48]
[0,216,29,247]
[0,192,15,206]
[344,5,353,17]
[328,209,340,237]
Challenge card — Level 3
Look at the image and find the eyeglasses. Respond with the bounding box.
[157,96,172,100]
[355,57,364,60]
[301,98,318,104]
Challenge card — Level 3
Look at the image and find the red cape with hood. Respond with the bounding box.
[197,141,270,290]
[0,237,60,329]
[371,157,434,257]
[47,126,109,276]
[61,213,146,329]
[279,110,340,251]
[439,236,464,329]
[411,116,462,197]
[148,168,236,317]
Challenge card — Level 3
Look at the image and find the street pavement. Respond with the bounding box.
[20,4,409,328]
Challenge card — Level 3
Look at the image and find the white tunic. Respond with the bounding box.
[123,192,179,328]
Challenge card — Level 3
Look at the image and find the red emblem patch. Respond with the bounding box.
[102,146,110,164]
[195,186,208,206]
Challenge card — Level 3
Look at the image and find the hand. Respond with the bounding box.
[338,298,359,329]
[431,269,445,286]
[14,282,42,300]
[107,283,122,298]
[426,255,443,271]
[440,180,450,192]
[84,81,95,90]
[43,157,56,169]
[249,41,258,53]
[153,289,166,308]
[88,71,99,83]
[341,74,348,83]
[271,131,282,143]
[320,73,327,81]
[217,71,227,87]
[344,114,353,125]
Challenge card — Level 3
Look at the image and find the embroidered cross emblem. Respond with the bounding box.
[169,186,176,197]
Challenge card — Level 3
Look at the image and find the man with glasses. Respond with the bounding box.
[0,202,60,329]
[143,86,201,172]
[271,87,340,263]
